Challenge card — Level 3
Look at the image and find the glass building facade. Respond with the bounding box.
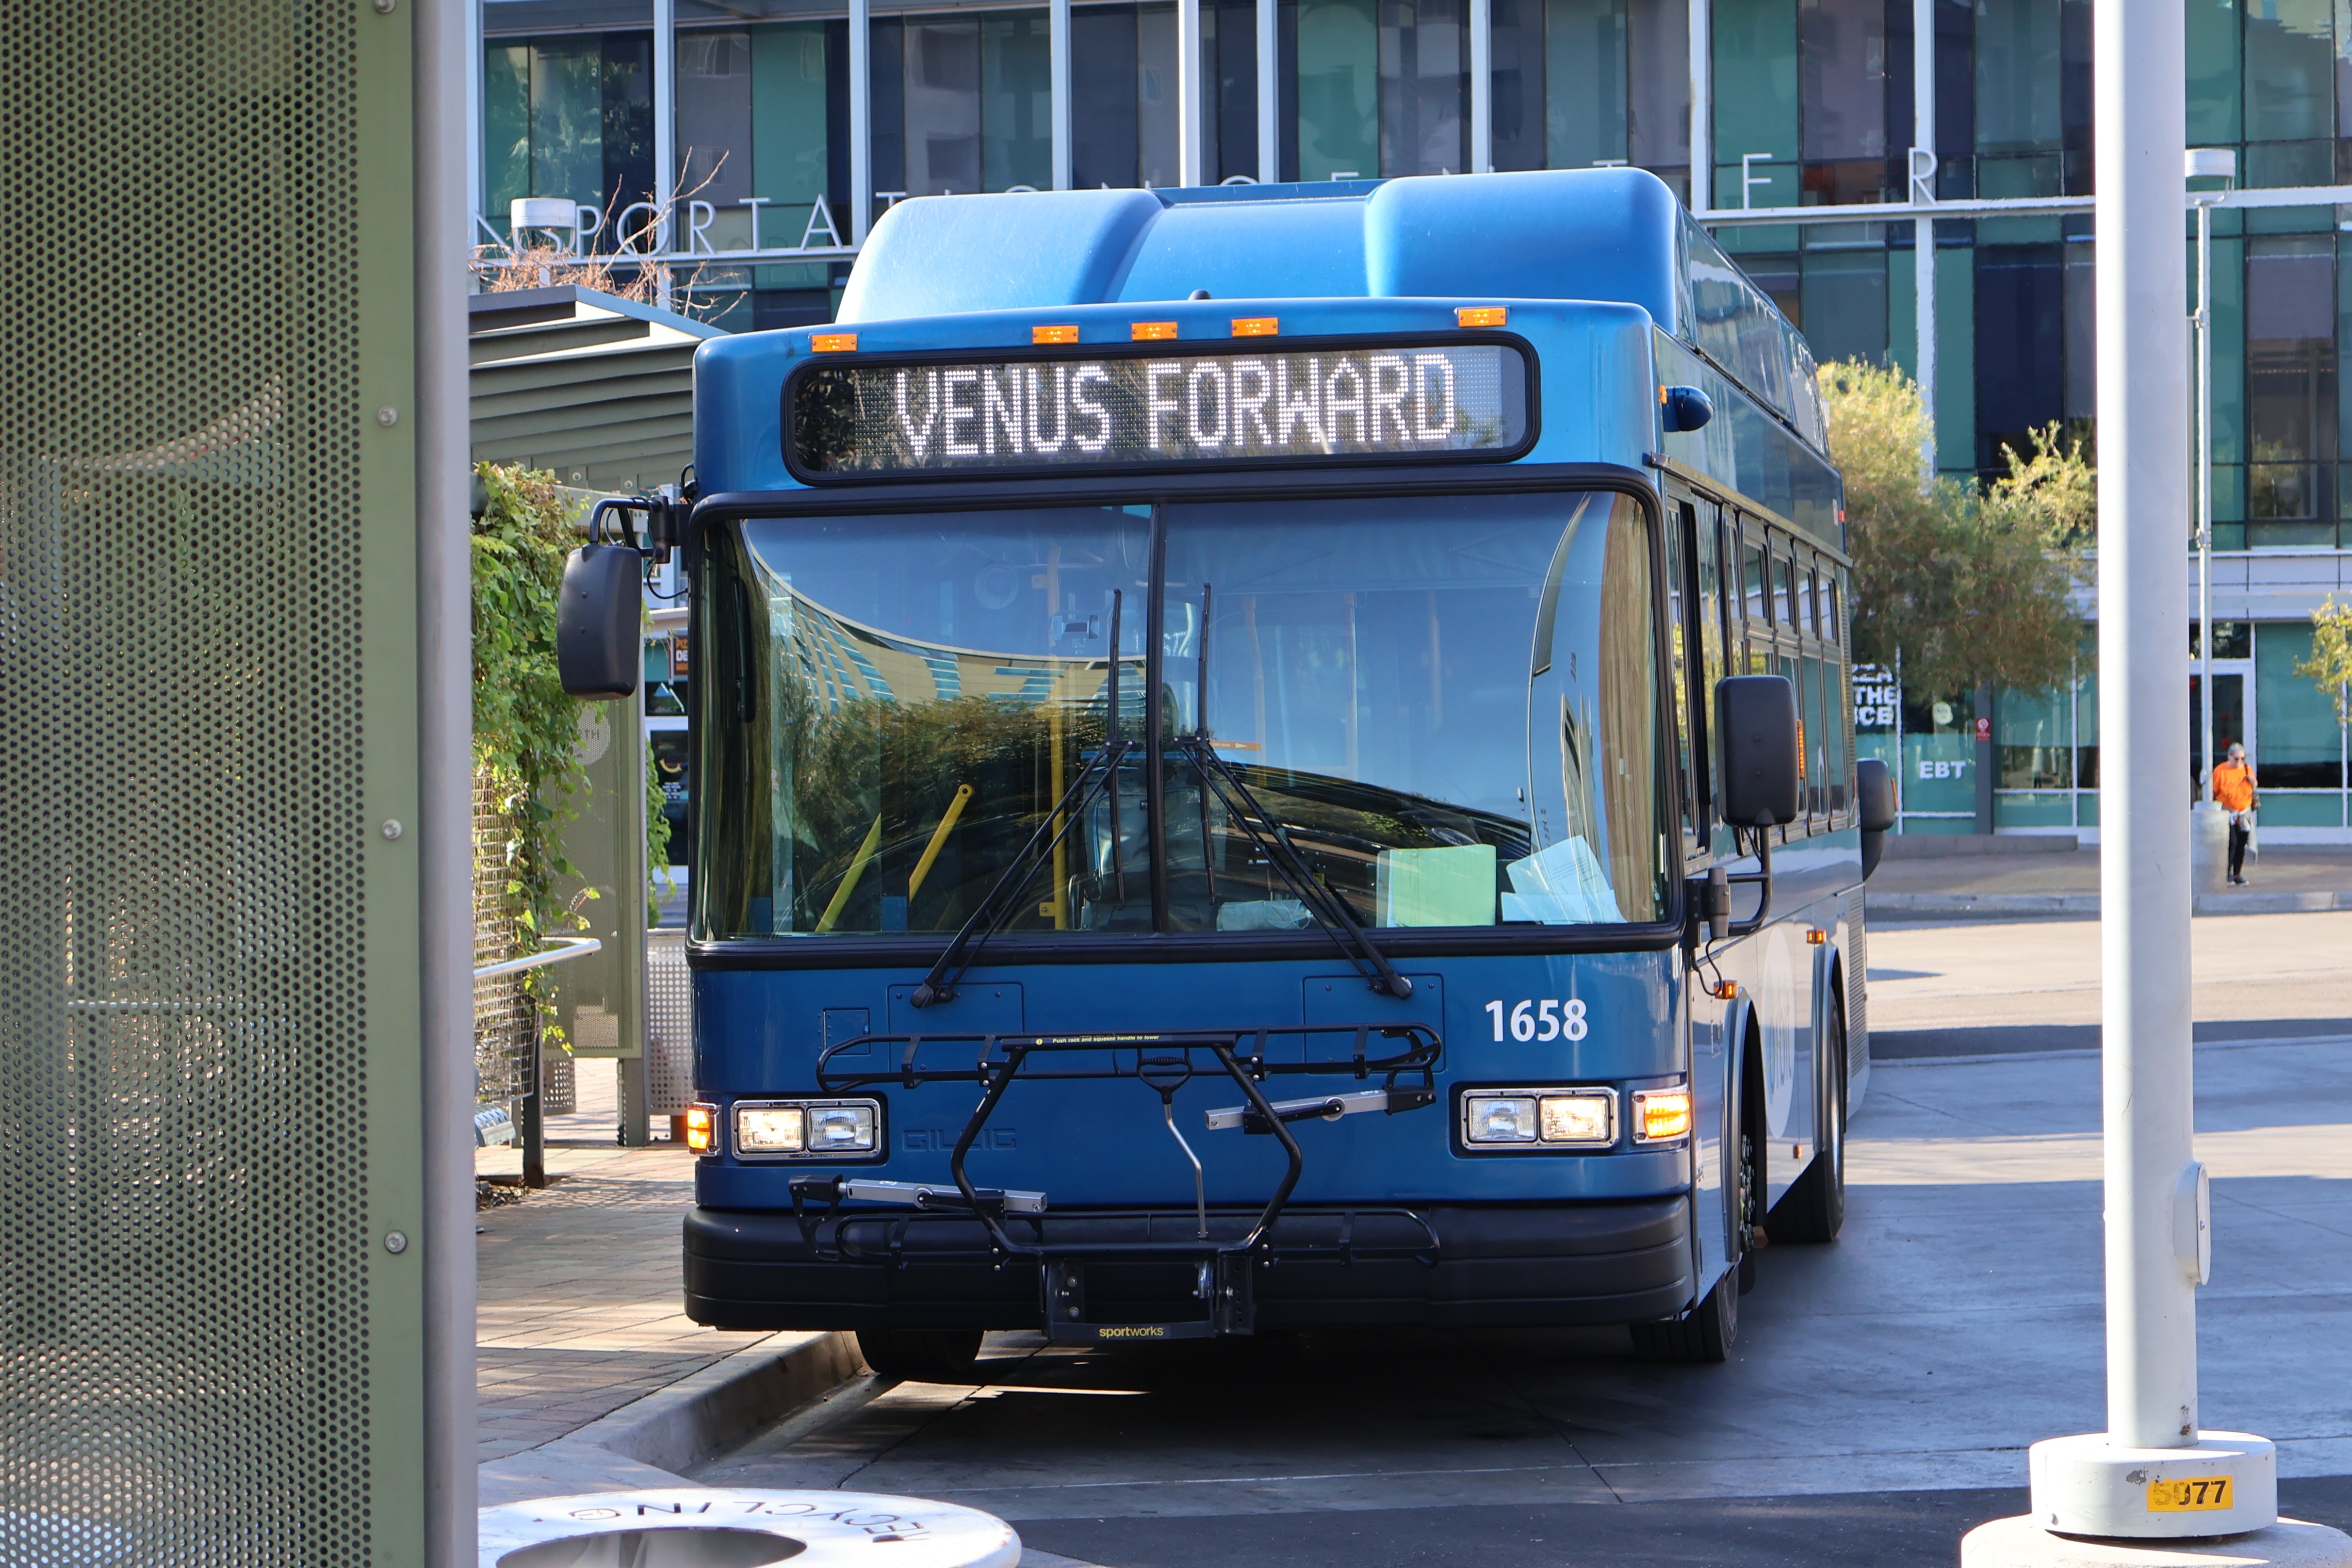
[471,0,2352,837]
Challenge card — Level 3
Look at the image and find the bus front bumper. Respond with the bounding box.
[683,1197,1693,1333]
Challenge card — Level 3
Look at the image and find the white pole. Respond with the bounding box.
[1912,0,1935,476]
[1051,0,1073,190]
[1178,0,1204,186]
[850,0,873,243]
[1258,0,1279,182]
[653,0,675,250]
[1688,0,1711,211]
[1470,0,1492,174]
[2197,194,2214,801]
[2094,0,2199,1456]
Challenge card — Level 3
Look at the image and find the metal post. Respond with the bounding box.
[465,0,484,238]
[850,0,873,243]
[519,1034,545,1188]
[2198,196,2213,800]
[1051,0,1073,190]
[1469,0,1492,174]
[416,0,478,1560]
[1258,0,1279,183]
[1688,0,1711,211]
[653,0,675,250]
[2189,149,2234,802]
[1912,0,1936,475]
[1985,0,2286,1536]
[1179,0,1204,186]
[2095,0,2197,1454]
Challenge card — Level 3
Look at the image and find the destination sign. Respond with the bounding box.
[787,340,1531,478]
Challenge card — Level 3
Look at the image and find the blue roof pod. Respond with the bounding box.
[1361,167,1683,329]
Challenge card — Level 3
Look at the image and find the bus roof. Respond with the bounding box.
[839,167,1826,452]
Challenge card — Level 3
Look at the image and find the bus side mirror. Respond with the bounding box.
[1855,757,1896,880]
[557,543,642,699]
[1715,675,1800,828]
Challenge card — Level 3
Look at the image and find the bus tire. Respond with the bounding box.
[1769,995,1847,1244]
[1628,1269,1737,1364]
[855,1327,984,1385]
[1736,1024,1763,1296]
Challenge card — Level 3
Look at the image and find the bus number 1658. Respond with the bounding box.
[1486,999,1589,1042]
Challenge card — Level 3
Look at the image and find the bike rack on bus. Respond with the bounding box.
[791,1022,1443,1339]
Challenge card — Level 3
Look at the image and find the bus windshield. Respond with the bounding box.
[696,490,1666,941]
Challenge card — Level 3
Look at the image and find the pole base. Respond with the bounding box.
[1962,1516,2352,1568]
[2029,1432,2278,1539]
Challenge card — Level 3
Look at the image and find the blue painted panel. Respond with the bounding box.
[691,947,1697,1211]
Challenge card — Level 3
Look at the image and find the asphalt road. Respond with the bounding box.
[694,918,2352,1567]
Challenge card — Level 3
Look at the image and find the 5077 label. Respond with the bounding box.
[1485,998,1588,1043]
[2146,1476,2233,1512]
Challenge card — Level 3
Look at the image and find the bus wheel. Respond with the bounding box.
[1769,997,1847,1244]
[1628,1269,1737,1364]
[855,1327,984,1385]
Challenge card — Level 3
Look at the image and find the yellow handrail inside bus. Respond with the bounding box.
[907,784,974,902]
[815,814,886,933]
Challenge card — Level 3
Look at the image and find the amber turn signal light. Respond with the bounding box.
[1032,324,1080,344]
[1131,321,1178,341]
[810,333,858,353]
[684,1101,717,1153]
[1456,306,1508,327]
[1230,316,1279,337]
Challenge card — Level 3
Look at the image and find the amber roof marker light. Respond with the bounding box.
[1456,306,1509,327]
[1230,317,1279,337]
[1131,321,1178,341]
[810,332,858,353]
[1032,324,1080,344]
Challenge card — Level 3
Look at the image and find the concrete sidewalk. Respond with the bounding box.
[1869,842,2352,918]
[472,1066,864,1510]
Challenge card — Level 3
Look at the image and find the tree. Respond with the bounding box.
[2299,597,2352,723]
[1819,359,2088,702]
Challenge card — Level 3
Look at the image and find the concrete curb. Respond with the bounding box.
[478,1329,864,1507]
[1872,890,2351,919]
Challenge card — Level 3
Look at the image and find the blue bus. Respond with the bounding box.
[559,166,1895,1380]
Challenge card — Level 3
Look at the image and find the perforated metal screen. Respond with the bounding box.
[0,3,419,1563]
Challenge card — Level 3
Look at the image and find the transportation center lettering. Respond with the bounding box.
[788,341,1529,477]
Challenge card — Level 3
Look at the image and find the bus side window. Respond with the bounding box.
[1694,498,1727,833]
[1665,501,1699,858]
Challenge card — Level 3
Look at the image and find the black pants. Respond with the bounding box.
[2227,819,2249,880]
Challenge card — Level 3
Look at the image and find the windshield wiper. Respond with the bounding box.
[1174,736,1413,1000]
[913,591,1133,1009]
[1180,583,1409,999]
[910,737,1131,1008]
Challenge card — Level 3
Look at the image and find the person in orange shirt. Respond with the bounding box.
[2212,741,2257,885]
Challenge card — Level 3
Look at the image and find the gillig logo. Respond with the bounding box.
[1094,1325,1167,1339]
[904,1127,1017,1152]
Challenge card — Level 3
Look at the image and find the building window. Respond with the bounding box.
[2245,234,2337,543]
[1297,0,1381,179]
[484,32,657,227]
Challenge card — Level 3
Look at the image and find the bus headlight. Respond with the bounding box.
[730,1098,883,1160]
[1537,1091,1615,1145]
[1462,1088,1617,1147]
[807,1104,878,1153]
[1463,1094,1539,1143]
[735,1105,804,1154]
[1632,1087,1693,1143]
